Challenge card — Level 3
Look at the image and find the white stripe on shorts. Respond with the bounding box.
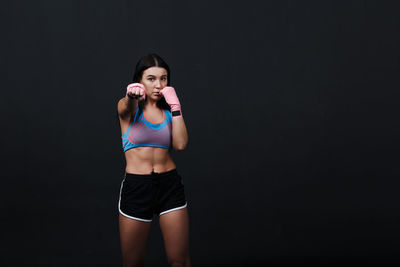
[159,202,188,216]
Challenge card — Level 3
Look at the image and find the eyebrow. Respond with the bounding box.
[146,74,167,77]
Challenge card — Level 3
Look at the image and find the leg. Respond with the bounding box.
[159,207,191,267]
[119,213,152,267]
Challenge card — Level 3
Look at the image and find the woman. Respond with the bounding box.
[117,53,191,267]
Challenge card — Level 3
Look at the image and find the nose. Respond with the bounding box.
[155,79,161,88]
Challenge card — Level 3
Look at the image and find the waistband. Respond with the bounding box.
[124,168,178,180]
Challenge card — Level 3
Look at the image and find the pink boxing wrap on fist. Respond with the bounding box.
[126,83,146,101]
[160,86,182,117]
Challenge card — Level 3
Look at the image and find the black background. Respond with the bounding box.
[1,0,400,265]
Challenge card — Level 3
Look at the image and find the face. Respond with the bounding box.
[140,66,168,101]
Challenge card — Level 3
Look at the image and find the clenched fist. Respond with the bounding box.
[160,86,182,117]
[126,83,146,101]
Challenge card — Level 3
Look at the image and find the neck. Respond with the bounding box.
[144,99,158,109]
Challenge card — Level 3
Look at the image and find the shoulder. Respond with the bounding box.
[117,98,127,117]
[117,97,127,106]
[164,109,172,122]
[117,97,125,110]
[118,97,139,120]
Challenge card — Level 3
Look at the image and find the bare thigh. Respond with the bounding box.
[119,213,152,267]
[159,208,191,267]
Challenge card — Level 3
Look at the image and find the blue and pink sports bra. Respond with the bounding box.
[121,107,172,152]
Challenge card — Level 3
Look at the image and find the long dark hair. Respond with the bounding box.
[133,53,171,117]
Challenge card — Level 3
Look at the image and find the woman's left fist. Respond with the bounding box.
[160,86,181,112]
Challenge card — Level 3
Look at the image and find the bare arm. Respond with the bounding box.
[118,95,138,119]
[172,115,189,151]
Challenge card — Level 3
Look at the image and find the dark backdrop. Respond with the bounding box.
[1,0,400,265]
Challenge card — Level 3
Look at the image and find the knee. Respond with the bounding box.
[122,252,145,267]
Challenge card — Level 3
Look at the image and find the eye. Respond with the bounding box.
[148,77,155,81]
[162,77,167,81]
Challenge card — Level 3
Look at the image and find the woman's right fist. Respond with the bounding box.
[126,83,146,101]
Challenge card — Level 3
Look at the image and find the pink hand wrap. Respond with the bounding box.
[126,83,146,101]
[160,86,182,117]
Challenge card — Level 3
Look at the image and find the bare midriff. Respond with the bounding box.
[124,146,177,175]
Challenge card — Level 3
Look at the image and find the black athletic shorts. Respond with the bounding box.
[118,168,187,222]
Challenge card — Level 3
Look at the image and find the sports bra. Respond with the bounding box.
[121,106,172,152]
